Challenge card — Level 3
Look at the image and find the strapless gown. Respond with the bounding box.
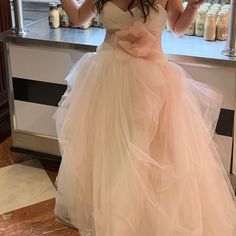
[53,2,236,236]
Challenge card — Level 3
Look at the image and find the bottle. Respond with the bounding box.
[56,1,62,16]
[60,8,70,27]
[48,3,60,29]
[216,11,229,40]
[221,4,230,11]
[204,12,216,41]
[186,21,195,36]
[202,2,211,9]
[92,15,103,27]
[195,9,207,37]
[185,2,196,36]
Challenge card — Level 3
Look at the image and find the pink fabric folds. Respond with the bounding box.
[116,21,160,59]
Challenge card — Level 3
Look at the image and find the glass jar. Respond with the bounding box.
[216,11,229,40]
[92,15,103,27]
[186,20,195,36]
[60,8,70,27]
[48,3,60,29]
[56,1,62,16]
[204,12,216,41]
[195,9,207,37]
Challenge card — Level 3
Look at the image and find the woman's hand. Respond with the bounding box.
[187,0,205,10]
[60,0,95,27]
[167,0,203,37]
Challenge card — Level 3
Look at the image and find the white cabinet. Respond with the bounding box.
[8,44,84,155]
[172,61,236,175]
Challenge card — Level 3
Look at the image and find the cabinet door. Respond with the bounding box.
[175,63,235,175]
[8,44,85,155]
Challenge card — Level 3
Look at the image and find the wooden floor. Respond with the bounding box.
[0,137,80,236]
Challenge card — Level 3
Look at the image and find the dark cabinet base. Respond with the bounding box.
[0,114,10,143]
[0,0,11,143]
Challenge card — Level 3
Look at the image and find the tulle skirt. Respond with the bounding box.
[53,42,236,236]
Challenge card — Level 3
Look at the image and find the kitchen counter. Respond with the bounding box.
[1,18,236,67]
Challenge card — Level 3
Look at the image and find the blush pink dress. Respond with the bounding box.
[53,2,236,236]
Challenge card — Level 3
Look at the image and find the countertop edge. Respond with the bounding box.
[1,20,236,67]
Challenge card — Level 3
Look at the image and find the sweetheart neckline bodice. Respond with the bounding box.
[106,1,168,16]
[106,1,167,15]
[99,2,168,36]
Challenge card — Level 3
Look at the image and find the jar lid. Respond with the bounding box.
[49,2,57,7]
[55,1,62,7]
[197,8,208,15]
[222,5,231,9]
[207,11,217,17]
[202,2,211,6]
[198,8,208,13]
[218,10,229,16]
[210,5,221,9]
[219,8,230,12]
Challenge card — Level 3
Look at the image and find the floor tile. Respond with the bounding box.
[0,199,79,236]
[0,159,55,215]
[0,137,30,168]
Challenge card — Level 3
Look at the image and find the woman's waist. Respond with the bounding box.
[98,30,167,62]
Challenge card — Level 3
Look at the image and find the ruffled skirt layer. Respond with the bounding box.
[53,44,236,236]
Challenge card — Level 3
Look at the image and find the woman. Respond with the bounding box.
[53,0,236,235]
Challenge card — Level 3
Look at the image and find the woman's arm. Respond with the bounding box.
[60,0,96,27]
[167,0,205,37]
